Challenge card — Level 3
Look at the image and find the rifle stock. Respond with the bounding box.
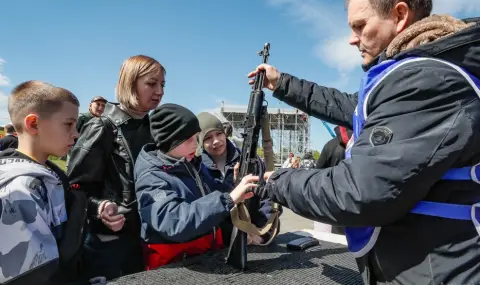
[226,43,270,270]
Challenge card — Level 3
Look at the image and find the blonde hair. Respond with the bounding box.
[8,80,79,132]
[116,55,166,109]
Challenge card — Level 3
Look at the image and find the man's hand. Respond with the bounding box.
[248,64,281,91]
[100,202,125,232]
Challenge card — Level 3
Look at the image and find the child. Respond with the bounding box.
[134,104,258,269]
[0,81,87,284]
[197,112,281,245]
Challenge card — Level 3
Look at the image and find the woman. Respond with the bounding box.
[67,55,165,280]
[196,112,281,245]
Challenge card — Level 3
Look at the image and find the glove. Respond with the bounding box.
[254,183,270,200]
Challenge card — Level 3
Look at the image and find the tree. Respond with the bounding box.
[257,148,264,158]
[313,150,321,161]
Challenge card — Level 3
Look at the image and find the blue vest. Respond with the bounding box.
[344,57,480,258]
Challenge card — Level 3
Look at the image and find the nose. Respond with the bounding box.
[349,31,360,46]
[72,128,79,139]
[155,85,164,96]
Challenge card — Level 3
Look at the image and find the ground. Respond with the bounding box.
[279,208,314,233]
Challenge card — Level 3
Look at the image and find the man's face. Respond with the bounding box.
[347,0,398,65]
[90,100,105,116]
[38,101,79,157]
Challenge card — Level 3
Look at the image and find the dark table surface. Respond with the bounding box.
[108,232,363,285]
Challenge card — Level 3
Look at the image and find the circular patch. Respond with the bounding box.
[369,126,393,146]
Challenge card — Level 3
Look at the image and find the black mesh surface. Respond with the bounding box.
[108,232,363,285]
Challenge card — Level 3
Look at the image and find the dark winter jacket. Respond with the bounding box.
[264,18,480,285]
[134,143,235,244]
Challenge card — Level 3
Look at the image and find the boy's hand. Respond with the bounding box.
[100,202,125,232]
[230,174,259,204]
[247,234,264,245]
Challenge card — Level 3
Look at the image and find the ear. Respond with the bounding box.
[24,114,40,135]
[393,2,413,33]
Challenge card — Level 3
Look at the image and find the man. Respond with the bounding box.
[281,152,294,168]
[316,126,352,169]
[76,96,107,133]
[0,123,18,151]
[249,0,480,284]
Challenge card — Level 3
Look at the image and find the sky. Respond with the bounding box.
[0,0,478,150]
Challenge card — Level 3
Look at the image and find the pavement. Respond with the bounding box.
[278,208,314,234]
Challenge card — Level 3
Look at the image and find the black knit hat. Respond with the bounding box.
[150,104,201,153]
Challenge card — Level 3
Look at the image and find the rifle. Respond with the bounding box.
[226,43,272,270]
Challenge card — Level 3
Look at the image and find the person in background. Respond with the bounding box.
[197,111,282,245]
[76,96,107,134]
[134,104,258,269]
[316,126,353,169]
[0,80,86,285]
[281,152,294,168]
[300,152,316,169]
[0,123,18,151]
[68,55,165,280]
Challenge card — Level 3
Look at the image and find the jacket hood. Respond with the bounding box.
[334,126,353,147]
[364,16,480,78]
[0,149,62,188]
[201,139,240,170]
[136,143,203,178]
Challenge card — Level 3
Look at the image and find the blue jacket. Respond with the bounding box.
[201,139,282,231]
[134,143,234,244]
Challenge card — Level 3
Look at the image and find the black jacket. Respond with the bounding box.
[316,126,352,169]
[67,102,152,238]
[0,135,18,151]
[265,18,480,284]
[76,112,94,134]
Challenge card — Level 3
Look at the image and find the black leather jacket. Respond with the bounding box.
[67,103,152,238]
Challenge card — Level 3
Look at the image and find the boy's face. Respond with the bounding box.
[203,130,226,157]
[168,133,198,162]
[35,101,79,157]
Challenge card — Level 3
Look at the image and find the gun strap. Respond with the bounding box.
[230,202,279,236]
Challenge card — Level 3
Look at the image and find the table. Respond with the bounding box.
[108,232,363,285]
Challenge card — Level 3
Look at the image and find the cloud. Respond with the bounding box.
[0,59,11,125]
[0,59,10,87]
[267,0,362,74]
[432,0,480,15]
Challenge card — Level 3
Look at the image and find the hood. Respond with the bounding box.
[201,139,240,169]
[0,149,62,188]
[334,126,353,147]
[136,143,203,178]
[364,16,480,78]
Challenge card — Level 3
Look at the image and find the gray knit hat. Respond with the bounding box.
[196,112,224,145]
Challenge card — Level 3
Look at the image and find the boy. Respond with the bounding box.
[0,80,87,284]
[134,104,258,269]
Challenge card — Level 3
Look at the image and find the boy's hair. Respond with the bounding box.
[116,55,166,110]
[4,124,15,134]
[8,80,80,132]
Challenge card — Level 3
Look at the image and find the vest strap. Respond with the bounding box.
[442,165,480,183]
[410,201,473,220]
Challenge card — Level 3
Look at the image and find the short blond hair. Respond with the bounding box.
[116,55,166,109]
[8,80,79,132]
